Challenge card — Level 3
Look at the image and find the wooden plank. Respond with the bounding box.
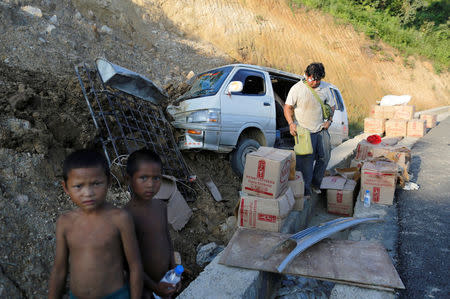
[219,228,404,290]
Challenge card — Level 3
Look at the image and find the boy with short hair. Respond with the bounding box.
[48,149,143,299]
[125,149,181,299]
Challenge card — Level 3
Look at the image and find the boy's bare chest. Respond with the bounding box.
[66,218,121,250]
[133,206,165,233]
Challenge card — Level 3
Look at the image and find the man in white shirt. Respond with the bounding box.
[283,62,334,196]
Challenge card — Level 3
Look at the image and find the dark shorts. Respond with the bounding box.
[69,283,130,299]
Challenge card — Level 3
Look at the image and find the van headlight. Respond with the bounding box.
[187,109,220,123]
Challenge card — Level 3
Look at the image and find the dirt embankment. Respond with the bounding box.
[0,1,235,297]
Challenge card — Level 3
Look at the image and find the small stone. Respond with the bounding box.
[99,25,113,35]
[75,12,82,20]
[38,37,46,43]
[186,71,195,80]
[196,242,224,267]
[226,216,237,227]
[46,25,56,34]
[21,6,43,18]
[15,194,29,205]
[49,15,58,24]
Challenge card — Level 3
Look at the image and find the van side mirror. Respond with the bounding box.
[226,81,243,94]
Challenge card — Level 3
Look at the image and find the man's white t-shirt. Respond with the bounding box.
[285,80,329,133]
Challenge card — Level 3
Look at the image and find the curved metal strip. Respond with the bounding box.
[277,217,382,272]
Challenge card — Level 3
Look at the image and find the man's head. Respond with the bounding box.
[305,62,325,88]
[126,149,163,201]
[62,149,111,211]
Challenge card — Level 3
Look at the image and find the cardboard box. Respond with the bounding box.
[320,176,347,190]
[327,180,357,216]
[393,105,415,120]
[385,119,407,137]
[288,171,304,211]
[420,114,437,128]
[154,175,193,231]
[364,118,385,134]
[382,105,396,119]
[407,119,426,137]
[372,147,411,172]
[350,159,364,169]
[355,137,402,161]
[369,105,384,119]
[361,161,397,205]
[336,167,361,181]
[288,150,296,180]
[237,188,295,232]
[242,147,292,199]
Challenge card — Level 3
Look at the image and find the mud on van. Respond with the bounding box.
[167,64,349,176]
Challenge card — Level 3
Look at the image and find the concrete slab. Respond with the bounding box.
[330,284,395,299]
[327,134,366,170]
[280,193,319,234]
[178,251,279,299]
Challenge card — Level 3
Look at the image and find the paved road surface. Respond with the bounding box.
[397,117,450,298]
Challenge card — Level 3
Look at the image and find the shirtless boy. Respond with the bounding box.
[48,149,143,299]
[125,149,181,299]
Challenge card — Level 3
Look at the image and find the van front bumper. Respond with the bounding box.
[172,123,221,151]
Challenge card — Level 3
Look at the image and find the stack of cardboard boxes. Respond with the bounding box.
[352,137,412,206]
[237,147,304,232]
[365,104,433,138]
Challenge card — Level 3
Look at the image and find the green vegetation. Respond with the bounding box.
[291,0,449,72]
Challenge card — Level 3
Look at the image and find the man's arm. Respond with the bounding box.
[48,216,69,299]
[116,211,143,299]
[283,104,297,136]
[323,94,336,129]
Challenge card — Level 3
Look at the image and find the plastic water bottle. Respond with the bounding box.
[363,190,371,208]
[153,265,184,299]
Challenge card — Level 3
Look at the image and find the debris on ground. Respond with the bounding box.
[196,242,225,267]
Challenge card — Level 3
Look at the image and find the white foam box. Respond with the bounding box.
[242,147,292,199]
[237,187,294,232]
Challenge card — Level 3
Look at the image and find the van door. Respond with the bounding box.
[220,68,275,146]
[328,87,349,146]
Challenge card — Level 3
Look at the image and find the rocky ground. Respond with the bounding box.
[0,1,240,297]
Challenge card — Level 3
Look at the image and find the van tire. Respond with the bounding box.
[231,138,261,177]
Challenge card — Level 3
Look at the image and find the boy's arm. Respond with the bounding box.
[116,211,143,299]
[144,203,178,297]
[48,216,69,299]
[164,205,176,269]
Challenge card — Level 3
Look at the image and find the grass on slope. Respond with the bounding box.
[291,0,449,73]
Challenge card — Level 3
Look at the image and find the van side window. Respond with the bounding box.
[230,70,265,95]
[331,88,344,111]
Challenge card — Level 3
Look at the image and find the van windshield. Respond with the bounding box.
[176,66,232,102]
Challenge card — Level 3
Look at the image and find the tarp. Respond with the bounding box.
[96,58,168,105]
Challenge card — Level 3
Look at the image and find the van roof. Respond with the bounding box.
[220,63,304,81]
[209,64,338,89]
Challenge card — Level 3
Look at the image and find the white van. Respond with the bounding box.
[167,64,349,176]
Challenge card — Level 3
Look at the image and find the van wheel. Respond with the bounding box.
[231,138,261,177]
